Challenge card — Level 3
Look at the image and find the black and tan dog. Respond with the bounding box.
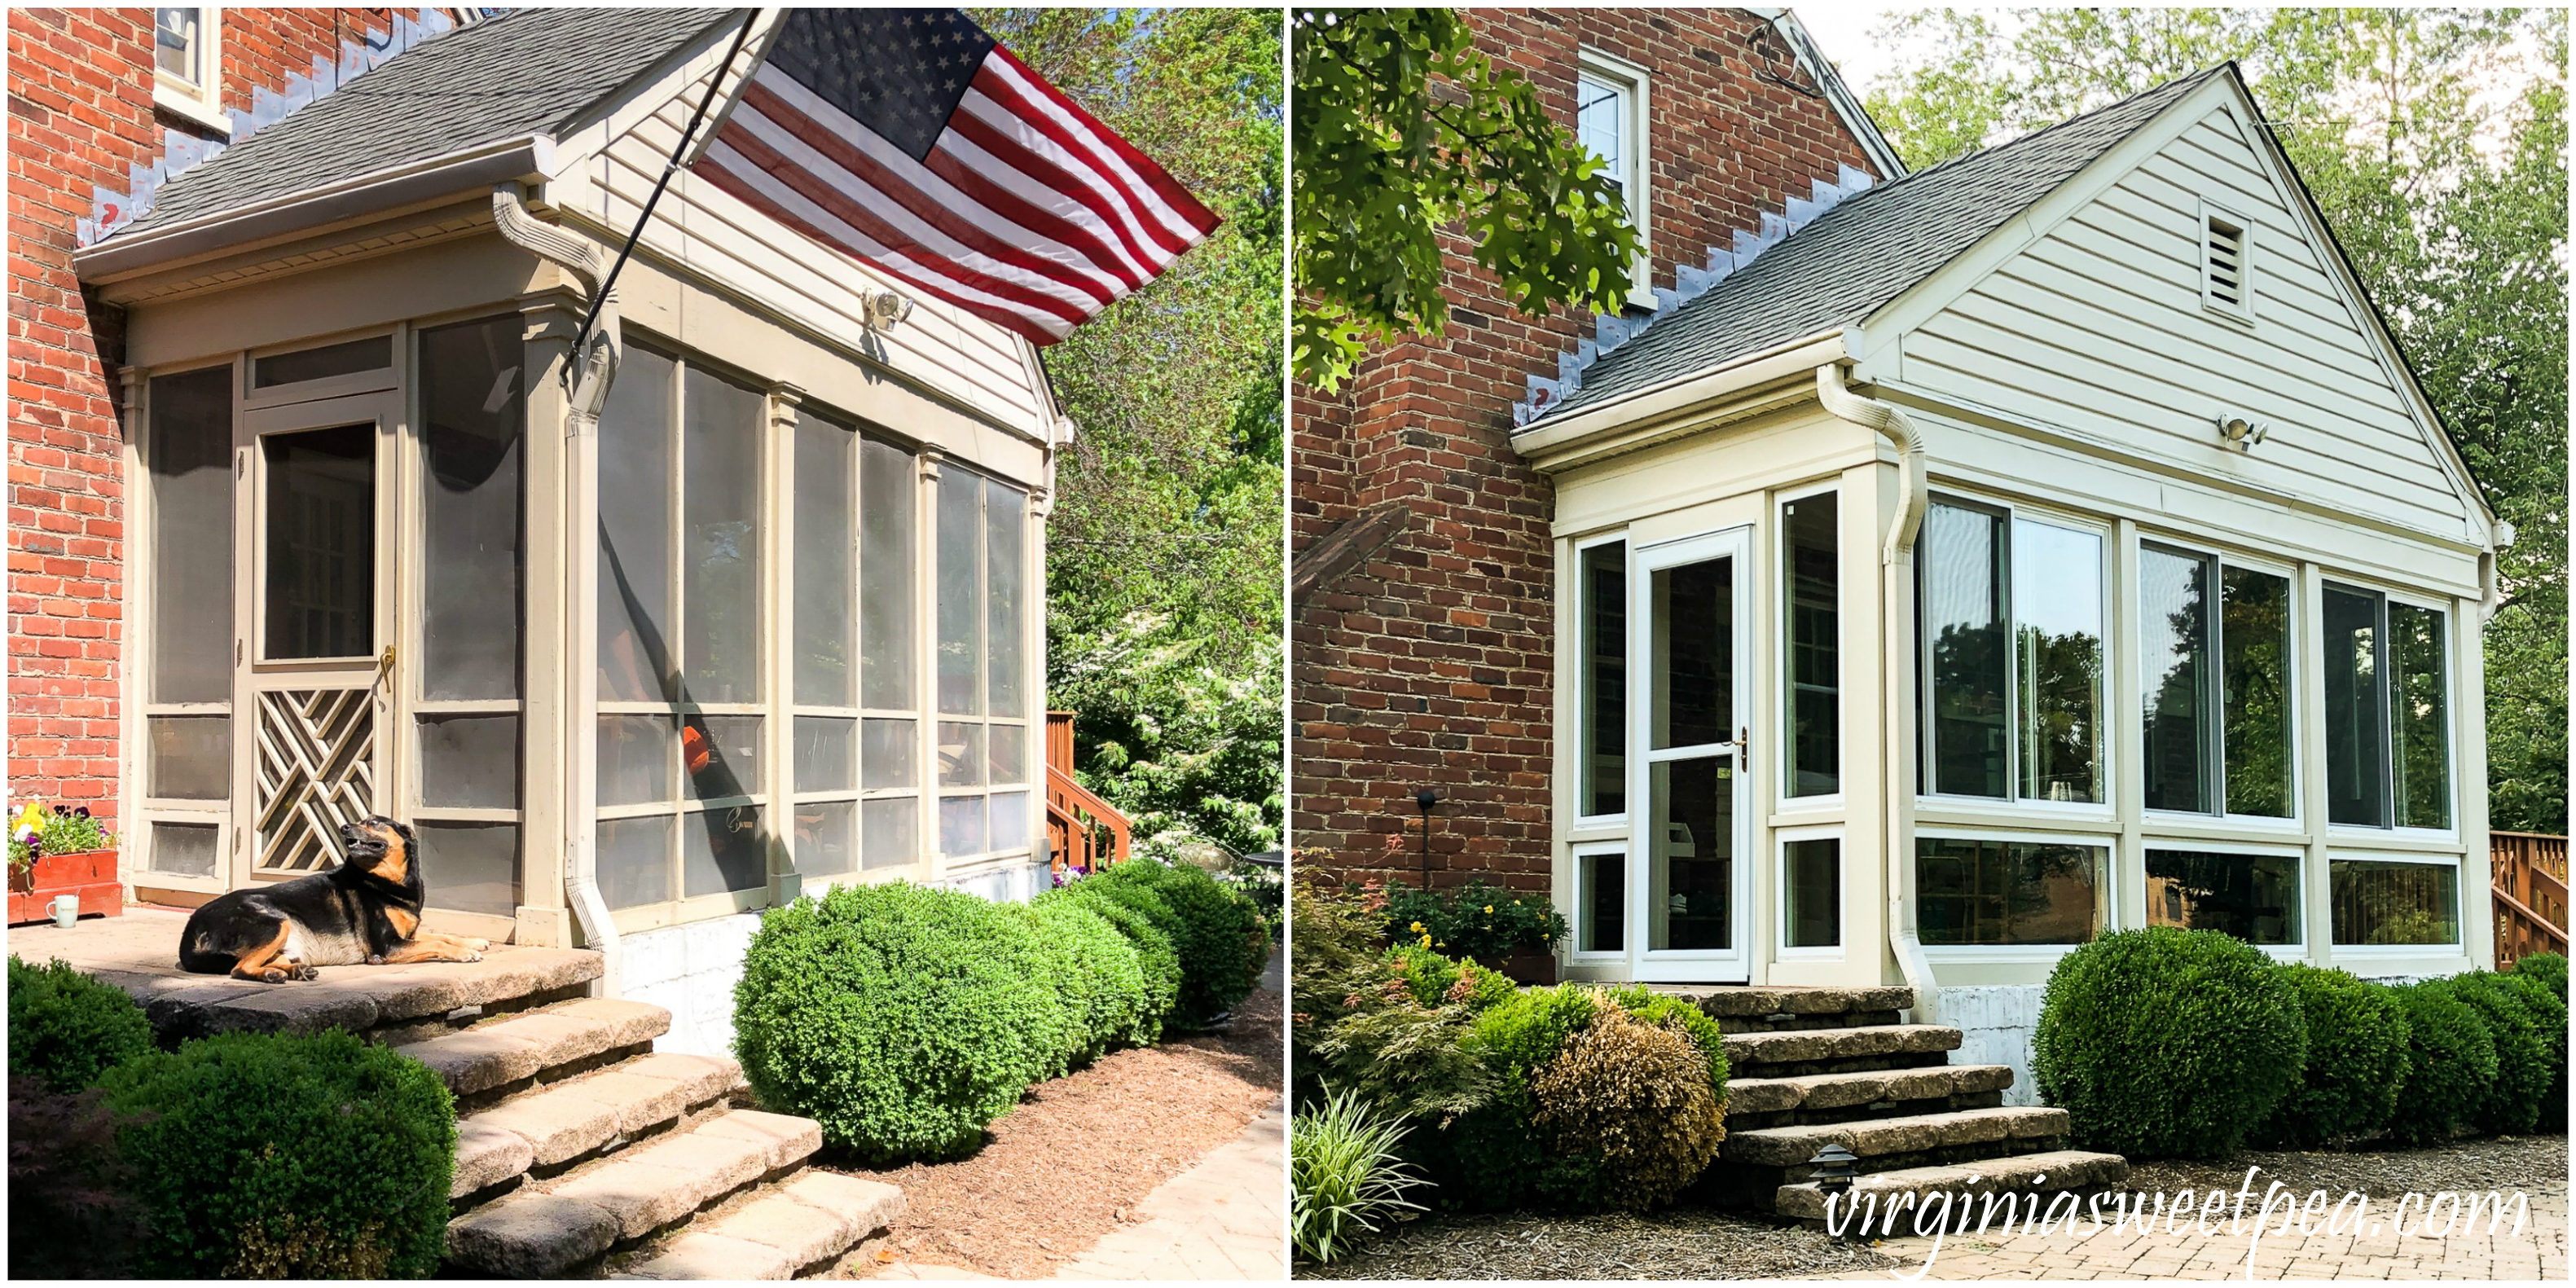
[177,815,490,982]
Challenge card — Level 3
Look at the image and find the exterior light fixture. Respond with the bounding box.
[2215,413,2268,450]
[863,288,914,331]
[1414,789,1440,889]
[1809,1141,1860,1196]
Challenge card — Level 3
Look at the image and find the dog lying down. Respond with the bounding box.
[178,815,490,983]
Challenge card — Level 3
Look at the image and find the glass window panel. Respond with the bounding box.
[1651,556,1732,749]
[417,714,521,811]
[2221,566,2294,818]
[793,413,855,706]
[939,794,986,857]
[794,716,856,793]
[936,468,982,714]
[155,8,200,81]
[1647,756,1731,952]
[598,814,674,909]
[598,346,675,702]
[682,367,763,704]
[417,820,519,917]
[1921,502,2007,798]
[985,477,1026,719]
[597,714,676,807]
[418,317,525,701]
[262,423,374,659]
[2331,859,2459,945]
[2146,848,2301,945]
[686,714,764,799]
[938,721,985,788]
[2389,604,2449,829]
[1783,495,1840,798]
[859,437,917,710]
[989,789,1031,853]
[147,714,229,800]
[796,798,855,877]
[1915,837,2105,946]
[1576,74,1625,196]
[682,806,769,897]
[1577,850,1624,954]
[148,366,234,705]
[1581,542,1627,815]
[251,334,389,388]
[1783,837,1840,948]
[2322,584,2389,827]
[150,820,219,877]
[2012,517,2102,804]
[863,718,917,790]
[988,723,1027,787]
[863,796,918,869]
[2139,543,2214,814]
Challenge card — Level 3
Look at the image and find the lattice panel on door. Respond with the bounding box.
[254,688,375,874]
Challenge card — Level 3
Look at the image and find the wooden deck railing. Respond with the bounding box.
[2493,831,2569,969]
[1045,710,1130,878]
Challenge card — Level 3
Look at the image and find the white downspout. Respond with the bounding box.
[493,182,623,991]
[2479,519,2517,622]
[1813,364,1937,1023]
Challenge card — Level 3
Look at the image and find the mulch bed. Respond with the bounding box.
[1299,1207,1902,1281]
[829,950,1285,1279]
[2122,1132,2570,1202]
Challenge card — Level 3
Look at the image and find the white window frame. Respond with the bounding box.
[2133,533,2302,832]
[1775,479,1844,814]
[2319,576,2460,845]
[1774,822,1844,962]
[1572,529,1631,829]
[2323,849,2464,953]
[152,7,230,135]
[1576,46,1654,310]
[1567,837,1629,964]
[1915,826,2117,965]
[2139,838,2308,959]
[2198,196,2256,324]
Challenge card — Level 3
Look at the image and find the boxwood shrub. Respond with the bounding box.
[1046,883,1180,1035]
[1022,897,1153,1055]
[101,1031,455,1277]
[2033,926,2307,1159]
[8,955,155,1094]
[2500,971,2569,1132]
[2512,951,2568,1001]
[2438,973,2552,1136]
[2386,979,2499,1145]
[1528,1005,1725,1211]
[2251,965,2409,1148]
[1091,859,1268,1026]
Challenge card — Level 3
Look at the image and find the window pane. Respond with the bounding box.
[796,798,855,877]
[685,714,764,799]
[597,714,675,807]
[418,714,520,810]
[1784,495,1840,798]
[419,317,525,701]
[2323,584,2389,827]
[938,721,986,787]
[598,814,674,908]
[2330,859,2458,945]
[990,789,1031,853]
[683,367,763,703]
[682,805,769,897]
[2013,517,2101,804]
[987,723,1029,787]
[1922,502,2007,797]
[2146,848,2300,945]
[252,335,389,388]
[599,346,674,702]
[150,820,218,877]
[793,413,855,706]
[2139,543,2213,813]
[1576,73,1624,196]
[262,424,374,659]
[936,468,982,714]
[794,716,856,793]
[147,714,229,800]
[939,794,986,856]
[1651,556,1731,749]
[985,478,1026,719]
[1916,837,2104,946]
[863,718,917,790]
[148,367,234,705]
[1581,543,1627,815]
[1783,837,1840,948]
[859,437,916,710]
[418,820,518,917]
[863,796,918,869]
[1577,850,1624,953]
[155,8,199,81]
[1647,756,1731,952]
[2221,566,2294,817]
[2389,604,2449,829]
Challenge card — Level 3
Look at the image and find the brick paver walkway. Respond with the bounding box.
[1804,1181,2566,1281]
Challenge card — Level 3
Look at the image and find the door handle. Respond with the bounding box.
[380,645,397,672]
[1735,725,1750,764]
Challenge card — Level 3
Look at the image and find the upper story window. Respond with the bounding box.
[1576,48,1652,308]
[2200,198,2254,322]
[153,7,227,133]
[2321,582,2450,830]
[1918,495,2105,807]
[2139,542,2295,820]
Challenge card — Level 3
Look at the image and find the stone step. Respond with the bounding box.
[398,997,673,1099]
[95,943,604,1043]
[617,1172,908,1279]
[1723,1106,2071,1169]
[1725,1064,2017,1120]
[450,1051,747,1198]
[1660,984,1916,1020]
[1721,1023,1963,1071]
[446,1108,824,1277]
[1774,1150,2131,1227]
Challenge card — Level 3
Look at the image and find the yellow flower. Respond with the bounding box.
[1409,921,1425,934]
[1484,905,1494,914]
[1418,934,1433,949]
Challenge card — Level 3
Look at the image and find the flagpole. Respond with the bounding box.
[570,7,761,363]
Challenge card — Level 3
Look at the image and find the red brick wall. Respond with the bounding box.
[1291,8,1881,890]
[7,8,401,818]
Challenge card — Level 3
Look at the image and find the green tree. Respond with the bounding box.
[1290,7,1642,389]
[1865,8,2567,831]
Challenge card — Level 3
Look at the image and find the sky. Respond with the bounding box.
[1788,6,1910,96]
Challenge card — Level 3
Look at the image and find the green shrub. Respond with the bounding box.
[1094,859,1268,1025]
[1018,899,1152,1057]
[1473,984,1604,1084]
[1040,886,1176,1039]
[2033,927,2307,1159]
[2512,952,2568,1002]
[2438,973,2552,1136]
[2386,979,2499,1145]
[1418,987,1611,1209]
[733,882,1078,1161]
[1383,942,1514,1012]
[8,955,155,1094]
[100,1031,454,1277]
[1383,877,1567,959]
[1528,1007,1725,1210]
[1291,1088,1427,1264]
[1606,985,1730,1099]
[2499,971,2569,1132]
[2251,966,2409,1147]
[1308,973,1496,1122]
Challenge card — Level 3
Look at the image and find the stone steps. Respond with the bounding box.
[615,1172,908,1279]
[1721,1022,1963,1074]
[89,943,604,1043]
[1725,1063,2016,1121]
[1773,1149,2132,1229]
[398,996,674,1101]
[1724,1105,2071,1169]
[450,1051,746,1198]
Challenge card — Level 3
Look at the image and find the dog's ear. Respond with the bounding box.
[391,819,418,849]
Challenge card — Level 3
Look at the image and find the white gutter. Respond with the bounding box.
[1511,330,1848,461]
[492,182,623,992]
[1813,363,1937,1024]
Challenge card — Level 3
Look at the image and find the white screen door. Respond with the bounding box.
[1628,527,1752,982]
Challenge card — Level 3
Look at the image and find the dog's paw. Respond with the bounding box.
[462,949,485,962]
[290,965,320,982]
[259,968,290,984]
[367,954,386,965]
[464,938,491,952]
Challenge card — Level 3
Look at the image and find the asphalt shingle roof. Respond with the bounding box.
[112,7,731,240]
[1537,66,2230,422]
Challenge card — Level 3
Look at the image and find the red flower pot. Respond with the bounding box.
[7,848,123,925]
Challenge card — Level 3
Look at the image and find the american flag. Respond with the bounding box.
[692,9,1219,345]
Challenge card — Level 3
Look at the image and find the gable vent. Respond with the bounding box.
[2201,206,2252,318]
